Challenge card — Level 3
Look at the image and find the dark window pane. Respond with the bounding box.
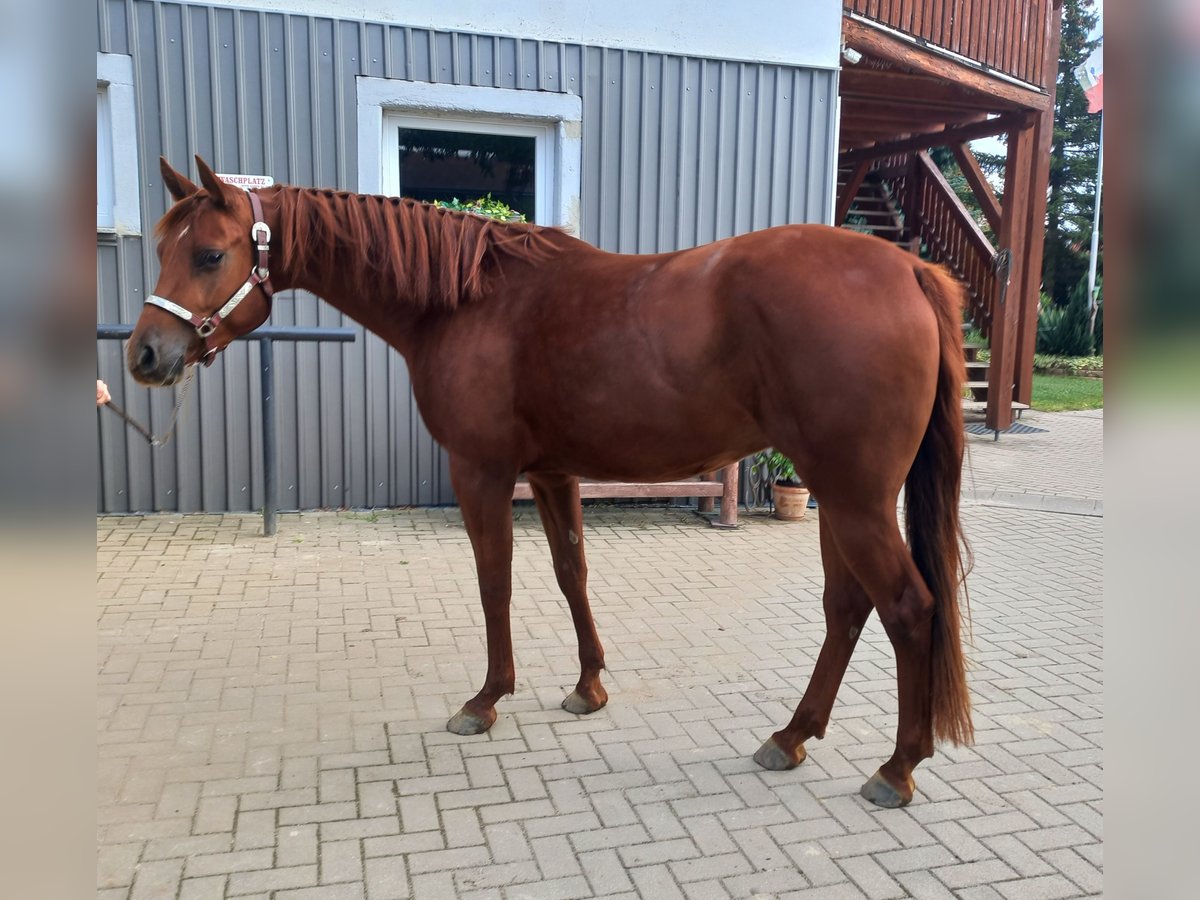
[398,128,536,222]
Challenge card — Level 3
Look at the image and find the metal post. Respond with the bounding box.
[697,471,716,514]
[260,338,277,537]
[1086,110,1104,333]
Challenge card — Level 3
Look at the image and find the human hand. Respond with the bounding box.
[97,380,111,406]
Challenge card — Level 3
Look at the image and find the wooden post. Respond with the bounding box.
[1012,1,1064,407]
[987,124,1035,433]
[717,462,739,528]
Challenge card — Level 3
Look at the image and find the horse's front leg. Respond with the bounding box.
[527,472,608,715]
[445,455,518,736]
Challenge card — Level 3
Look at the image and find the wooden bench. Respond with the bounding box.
[511,462,740,527]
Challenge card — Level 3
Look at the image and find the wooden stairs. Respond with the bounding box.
[839,173,918,253]
[836,168,1029,420]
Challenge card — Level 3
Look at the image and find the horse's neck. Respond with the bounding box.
[272,187,428,355]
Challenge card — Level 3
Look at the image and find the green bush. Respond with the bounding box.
[1032,353,1103,373]
[1036,274,1095,357]
[432,195,526,222]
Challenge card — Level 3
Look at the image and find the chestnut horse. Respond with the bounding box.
[128,156,972,807]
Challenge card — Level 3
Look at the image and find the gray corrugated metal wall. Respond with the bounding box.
[95,0,838,512]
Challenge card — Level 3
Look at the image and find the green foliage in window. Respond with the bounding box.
[433,195,527,223]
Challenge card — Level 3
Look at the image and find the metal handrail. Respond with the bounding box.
[96,324,357,536]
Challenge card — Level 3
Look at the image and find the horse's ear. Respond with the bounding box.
[160,157,199,201]
[194,155,235,209]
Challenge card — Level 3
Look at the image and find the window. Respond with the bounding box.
[357,78,582,231]
[96,53,140,234]
[388,117,544,222]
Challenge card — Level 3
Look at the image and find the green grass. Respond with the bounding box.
[1030,373,1104,412]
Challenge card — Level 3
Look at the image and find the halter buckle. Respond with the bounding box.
[197,319,217,338]
[251,222,272,245]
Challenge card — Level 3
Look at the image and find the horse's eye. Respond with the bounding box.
[196,250,224,269]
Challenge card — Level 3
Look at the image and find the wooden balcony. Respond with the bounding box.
[836,1,1064,433]
[844,0,1055,89]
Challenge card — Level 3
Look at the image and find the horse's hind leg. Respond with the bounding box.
[445,455,518,736]
[754,510,872,771]
[527,472,608,715]
[824,500,938,808]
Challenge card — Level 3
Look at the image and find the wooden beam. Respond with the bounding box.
[843,113,990,144]
[835,160,872,226]
[840,128,916,146]
[512,479,725,501]
[950,143,1002,233]
[986,125,1035,433]
[842,17,1051,112]
[842,98,993,123]
[839,112,1030,165]
[843,111,957,132]
[840,68,1023,113]
[1013,1,1065,406]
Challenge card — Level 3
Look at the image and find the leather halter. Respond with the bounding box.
[145,191,275,366]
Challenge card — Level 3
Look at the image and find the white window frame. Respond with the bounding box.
[96,86,115,230]
[96,52,141,235]
[357,78,582,233]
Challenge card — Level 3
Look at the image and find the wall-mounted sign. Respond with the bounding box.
[217,173,275,190]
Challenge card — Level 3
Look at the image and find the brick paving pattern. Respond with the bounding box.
[98,409,1102,899]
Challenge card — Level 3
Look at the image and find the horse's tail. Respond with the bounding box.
[909,263,974,746]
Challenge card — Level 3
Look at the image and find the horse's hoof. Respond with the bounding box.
[860,770,914,808]
[446,707,495,735]
[753,736,807,771]
[562,688,607,716]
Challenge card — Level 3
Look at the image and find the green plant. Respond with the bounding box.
[1032,352,1103,373]
[756,449,804,487]
[433,194,527,222]
[1036,274,1095,357]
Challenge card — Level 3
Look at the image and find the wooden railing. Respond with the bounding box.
[890,152,997,337]
[844,0,1054,88]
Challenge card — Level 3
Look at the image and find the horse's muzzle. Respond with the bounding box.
[127,333,188,386]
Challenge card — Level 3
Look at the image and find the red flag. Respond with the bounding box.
[1074,46,1103,114]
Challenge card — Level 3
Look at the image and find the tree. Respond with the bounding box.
[1042,0,1102,306]
[941,2,1101,306]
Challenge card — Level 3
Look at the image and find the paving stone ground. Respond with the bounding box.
[97,409,1102,899]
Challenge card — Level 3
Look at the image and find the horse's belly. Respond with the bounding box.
[523,399,763,482]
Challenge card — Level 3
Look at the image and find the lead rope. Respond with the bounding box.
[102,366,196,447]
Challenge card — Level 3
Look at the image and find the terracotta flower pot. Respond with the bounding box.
[772,483,810,521]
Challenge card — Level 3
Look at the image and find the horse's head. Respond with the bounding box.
[127,156,274,384]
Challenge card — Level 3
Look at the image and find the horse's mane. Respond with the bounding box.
[277,188,563,310]
[156,187,565,311]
